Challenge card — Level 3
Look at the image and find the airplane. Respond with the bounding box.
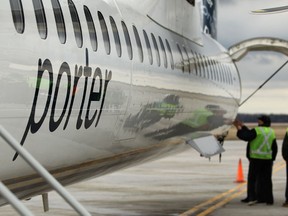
[1,0,287,214]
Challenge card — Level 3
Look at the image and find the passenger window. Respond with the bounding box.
[200,55,206,77]
[214,60,219,82]
[177,44,184,72]
[219,65,224,83]
[68,0,83,48]
[225,66,230,84]
[84,6,97,51]
[165,39,174,70]
[9,0,25,34]
[159,37,167,68]
[224,69,228,83]
[32,0,47,39]
[133,26,143,62]
[143,30,153,65]
[151,33,160,67]
[98,12,110,55]
[204,56,210,79]
[207,58,214,80]
[183,46,190,73]
[110,16,121,57]
[51,0,66,44]
[191,50,198,75]
[121,21,132,60]
[195,53,202,77]
[228,66,233,84]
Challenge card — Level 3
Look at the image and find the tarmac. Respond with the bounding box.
[1,140,288,216]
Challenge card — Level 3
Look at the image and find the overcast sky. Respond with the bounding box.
[217,0,288,114]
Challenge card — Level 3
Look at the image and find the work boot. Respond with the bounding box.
[248,200,257,206]
[241,198,249,203]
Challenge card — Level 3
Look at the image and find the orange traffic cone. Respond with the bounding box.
[235,158,245,183]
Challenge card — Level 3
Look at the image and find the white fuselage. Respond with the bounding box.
[0,0,241,202]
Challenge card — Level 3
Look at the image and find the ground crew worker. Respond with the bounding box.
[282,128,288,207]
[233,115,278,205]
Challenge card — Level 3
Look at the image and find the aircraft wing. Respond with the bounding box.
[228,37,288,61]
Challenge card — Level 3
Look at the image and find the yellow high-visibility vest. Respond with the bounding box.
[250,127,275,160]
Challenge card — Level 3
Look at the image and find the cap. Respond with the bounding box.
[258,115,271,126]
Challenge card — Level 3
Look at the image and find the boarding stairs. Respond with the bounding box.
[0,126,91,216]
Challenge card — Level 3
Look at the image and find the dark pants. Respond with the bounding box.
[248,159,274,203]
[285,161,288,202]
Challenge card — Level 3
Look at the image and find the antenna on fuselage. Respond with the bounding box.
[251,5,288,15]
[239,59,288,107]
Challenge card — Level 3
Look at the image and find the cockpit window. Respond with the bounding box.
[51,0,66,44]
[9,0,25,34]
[68,0,83,48]
[32,0,47,39]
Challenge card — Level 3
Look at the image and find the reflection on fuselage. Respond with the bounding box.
[145,104,228,140]
[124,94,182,131]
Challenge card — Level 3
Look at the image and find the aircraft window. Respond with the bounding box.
[186,0,195,6]
[52,0,66,44]
[196,53,203,77]
[216,64,221,82]
[159,37,168,68]
[225,66,229,83]
[191,50,198,75]
[200,55,206,77]
[68,0,83,48]
[228,66,233,84]
[204,57,210,79]
[151,33,160,67]
[32,0,47,39]
[208,58,213,80]
[84,6,97,51]
[207,58,212,80]
[121,21,132,60]
[225,65,232,84]
[223,65,228,83]
[9,0,25,34]
[183,46,190,73]
[177,44,184,72]
[110,16,121,57]
[227,69,231,84]
[214,60,219,82]
[201,55,207,78]
[133,26,143,63]
[143,30,153,65]
[224,69,228,83]
[219,64,224,83]
[165,39,174,70]
[98,12,110,55]
[209,59,215,81]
